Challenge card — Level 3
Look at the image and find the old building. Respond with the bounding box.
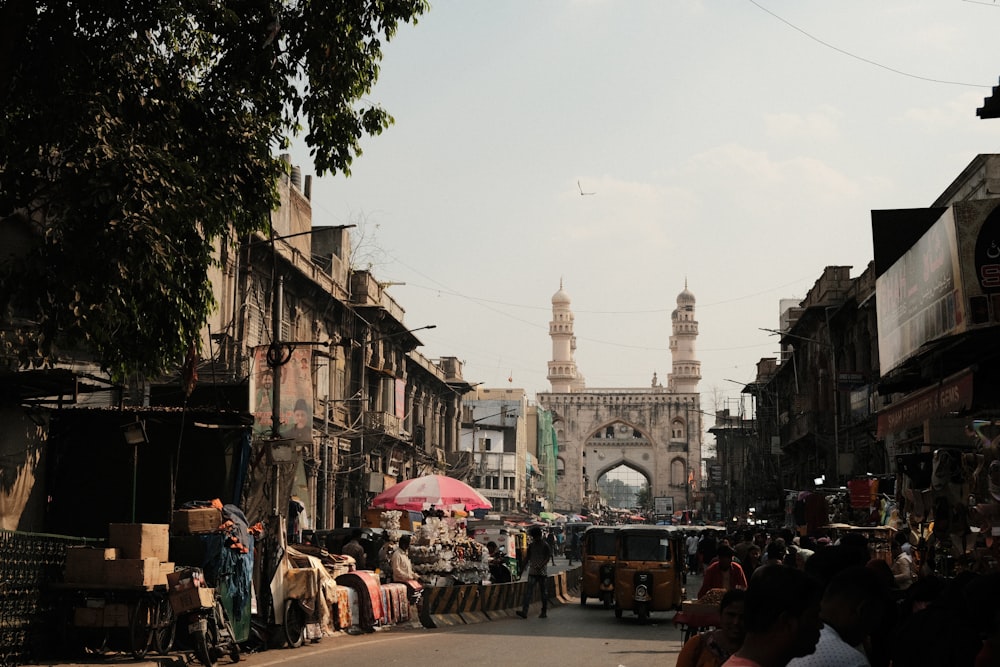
[538,282,703,518]
[455,387,532,514]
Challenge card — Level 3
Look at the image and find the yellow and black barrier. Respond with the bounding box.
[418,566,583,629]
[419,584,468,628]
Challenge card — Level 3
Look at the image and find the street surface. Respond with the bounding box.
[218,568,703,667]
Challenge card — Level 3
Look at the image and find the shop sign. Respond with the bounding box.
[875,199,1000,376]
[876,369,973,438]
[654,496,674,515]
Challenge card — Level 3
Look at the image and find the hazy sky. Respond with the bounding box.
[290,1,1000,437]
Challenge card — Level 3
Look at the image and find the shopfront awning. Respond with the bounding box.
[876,368,973,438]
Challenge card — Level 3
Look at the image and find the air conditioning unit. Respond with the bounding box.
[367,472,384,493]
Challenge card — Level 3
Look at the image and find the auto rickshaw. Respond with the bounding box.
[579,526,619,608]
[612,525,684,623]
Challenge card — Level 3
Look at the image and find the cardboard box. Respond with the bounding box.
[109,523,169,561]
[157,562,174,587]
[103,602,130,628]
[64,546,118,584]
[169,586,215,614]
[172,507,223,535]
[105,557,160,588]
[109,523,169,560]
[167,567,204,592]
[73,607,104,628]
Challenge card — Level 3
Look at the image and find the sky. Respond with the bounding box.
[290,0,1000,444]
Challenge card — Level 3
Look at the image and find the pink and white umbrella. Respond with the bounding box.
[370,474,493,512]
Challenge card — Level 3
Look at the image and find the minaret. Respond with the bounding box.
[668,280,701,393]
[548,280,584,392]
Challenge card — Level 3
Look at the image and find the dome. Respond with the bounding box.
[677,281,695,305]
[552,281,571,305]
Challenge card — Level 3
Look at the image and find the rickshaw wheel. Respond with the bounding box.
[283,598,306,648]
[154,596,176,654]
[129,595,154,659]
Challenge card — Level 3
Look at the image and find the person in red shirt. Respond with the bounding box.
[698,544,748,599]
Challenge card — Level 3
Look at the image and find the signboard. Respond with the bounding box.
[709,465,723,485]
[654,496,674,515]
[875,199,1000,375]
[876,368,973,437]
[875,208,960,374]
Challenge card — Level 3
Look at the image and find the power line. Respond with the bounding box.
[749,0,989,88]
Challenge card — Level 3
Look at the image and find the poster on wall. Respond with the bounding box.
[250,345,314,442]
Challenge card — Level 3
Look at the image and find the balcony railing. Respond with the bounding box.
[364,410,402,439]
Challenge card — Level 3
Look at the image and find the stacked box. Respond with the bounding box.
[108,523,169,561]
[171,507,222,535]
[64,547,118,584]
[157,562,175,587]
[105,557,160,588]
[169,586,215,614]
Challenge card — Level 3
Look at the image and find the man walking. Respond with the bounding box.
[517,526,553,619]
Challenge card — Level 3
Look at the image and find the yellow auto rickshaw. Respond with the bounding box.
[580,526,619,608]
[612,525,684,623]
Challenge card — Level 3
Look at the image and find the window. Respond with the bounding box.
[621,534,671,561]
[671,459,685,486]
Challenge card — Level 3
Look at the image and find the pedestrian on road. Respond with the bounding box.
[721,566,823,667]
[687,531,701,574]
[517,526,552,619]
[698,545,748,599]
[677,589,747,667]
[567,530,581,565]
[546,529,557,565]
[786,566,889,667]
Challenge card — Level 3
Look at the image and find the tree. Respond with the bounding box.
[0,0,427,382]
[635,484,651,511]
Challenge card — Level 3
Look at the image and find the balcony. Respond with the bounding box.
[364,410,402,439]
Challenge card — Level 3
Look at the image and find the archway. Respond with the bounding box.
[596,462,650,511]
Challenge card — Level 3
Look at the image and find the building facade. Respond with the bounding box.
[537,283,704,518]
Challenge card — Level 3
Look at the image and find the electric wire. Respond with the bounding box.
[749,0,989,88]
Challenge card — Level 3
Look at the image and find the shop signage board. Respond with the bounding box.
[654,496,674,515]
[874,199,1000,375]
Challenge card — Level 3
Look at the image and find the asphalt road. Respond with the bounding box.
[40,563,705,667]
[229,566,704,667]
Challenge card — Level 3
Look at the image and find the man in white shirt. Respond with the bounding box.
[786,566,889,667]
[686,532,700,573]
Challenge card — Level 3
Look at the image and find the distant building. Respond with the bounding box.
[538,282,704,519]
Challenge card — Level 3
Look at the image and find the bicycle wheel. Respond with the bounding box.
[153,595,176,655]
[191,626,215,667]
[129,595,154,659]
[283,598,306,648]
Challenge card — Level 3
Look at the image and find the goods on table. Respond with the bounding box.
[696,587,726,607]
[407,517,488,585]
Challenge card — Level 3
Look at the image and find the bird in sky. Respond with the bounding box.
[578,180,596,196]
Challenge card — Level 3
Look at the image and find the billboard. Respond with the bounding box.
[250,345,314,443]
[874,199,1000,375]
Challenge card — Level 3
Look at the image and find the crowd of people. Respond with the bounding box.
[677,527,1000,667]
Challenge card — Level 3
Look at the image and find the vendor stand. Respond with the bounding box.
[54,523,176,659]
